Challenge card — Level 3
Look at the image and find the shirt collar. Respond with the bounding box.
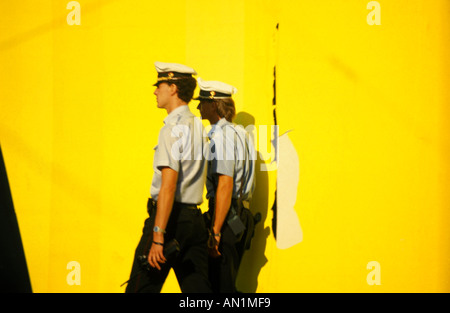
[207,118,230,139]
[163,105,190,125]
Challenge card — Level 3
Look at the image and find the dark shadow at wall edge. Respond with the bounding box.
[0,144,32,292]
[233,112,270,293]
[271,191,277,241]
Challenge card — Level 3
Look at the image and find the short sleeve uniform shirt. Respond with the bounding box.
[206,118,256,202]
[150,105,207,204]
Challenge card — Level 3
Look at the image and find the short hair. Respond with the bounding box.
[211,98,236,122]
[170,77,197,103]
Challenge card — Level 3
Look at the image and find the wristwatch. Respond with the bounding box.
[153,226,166,234]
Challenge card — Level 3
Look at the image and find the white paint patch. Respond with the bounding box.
[276,131,302,249]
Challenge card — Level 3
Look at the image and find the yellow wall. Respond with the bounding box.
[1,0,449,292]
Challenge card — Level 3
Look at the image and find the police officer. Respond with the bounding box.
[125,62,211,293]
[195,78,256,293]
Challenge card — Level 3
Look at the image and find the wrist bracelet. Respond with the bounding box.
[214,233,221,237]
[153,241,164,246]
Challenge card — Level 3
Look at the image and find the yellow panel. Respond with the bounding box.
[1,0,449,293]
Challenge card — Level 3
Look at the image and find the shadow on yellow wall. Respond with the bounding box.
[1,0,449,293]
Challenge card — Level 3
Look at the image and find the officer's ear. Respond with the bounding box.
[168,83,178,96]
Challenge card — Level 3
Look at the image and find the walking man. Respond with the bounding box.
[125,62,211,293]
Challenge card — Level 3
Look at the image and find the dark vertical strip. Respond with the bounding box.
[0,145,32,292]
[271,23,279,240]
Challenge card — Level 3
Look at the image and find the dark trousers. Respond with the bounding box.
[125,199,211,293]
[207,199,249,293]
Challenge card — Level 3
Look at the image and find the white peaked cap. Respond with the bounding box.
[195,77,238,99]
[154,61,197,75]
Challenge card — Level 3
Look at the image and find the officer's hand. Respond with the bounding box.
[208,237,221,258]
[148,242,166,270]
